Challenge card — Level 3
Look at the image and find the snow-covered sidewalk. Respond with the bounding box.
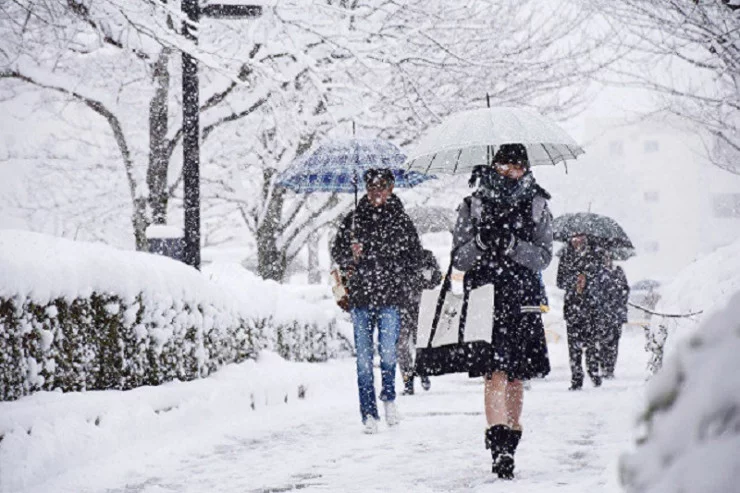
[2,331,648,493]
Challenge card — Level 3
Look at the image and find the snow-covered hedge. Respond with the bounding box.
[0,231,350,401]
[620,240,740,492]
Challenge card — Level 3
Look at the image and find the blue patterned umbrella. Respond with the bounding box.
[277,139,434,202]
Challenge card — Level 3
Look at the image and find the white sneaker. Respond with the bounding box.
[363,418,379,434]
[384,400,400,427]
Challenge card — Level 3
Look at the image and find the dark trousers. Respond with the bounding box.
[599,324,622,376]
[397,303,419,382]
[566,320,600,385]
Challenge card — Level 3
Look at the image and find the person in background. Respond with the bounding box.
[556,234,605,390]
[397,248,442,395]
[452,143,553,479]
[330,168,423,434]
[593,253,630,378]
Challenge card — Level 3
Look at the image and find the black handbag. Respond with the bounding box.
[415,260,494,377]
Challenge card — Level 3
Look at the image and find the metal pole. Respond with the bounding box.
[180,3,260,270]
[486,93,491,166]
[182,0,201,269]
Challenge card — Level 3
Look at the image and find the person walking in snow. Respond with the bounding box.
[557,234,606,390]
[397,248,442,395]
[592,253,630,378]
[331,168,423,434]
[452,144,553,479]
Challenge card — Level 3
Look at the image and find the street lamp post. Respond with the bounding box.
[181,2,262,270]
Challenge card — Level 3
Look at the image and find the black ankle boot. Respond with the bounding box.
[485,425,522,479]
[402,376,415,395]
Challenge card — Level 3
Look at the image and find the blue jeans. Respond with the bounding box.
[351,306,400,423]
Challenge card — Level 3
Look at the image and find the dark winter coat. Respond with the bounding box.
[452,180,553,380]
[331,194,423,309]
[556,244,605,326]
[591,265,630,328]
[402,249,442,307]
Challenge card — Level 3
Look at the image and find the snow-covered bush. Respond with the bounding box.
[0,231,349,401]
[620,240,740,492]
[619,290,740,493]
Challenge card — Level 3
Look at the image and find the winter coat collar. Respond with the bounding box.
[355,194,405,218]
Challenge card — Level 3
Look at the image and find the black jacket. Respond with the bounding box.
[331,194,423,309]
[591,265,630,326]
[403,249,442,307]
[557,244,608,324]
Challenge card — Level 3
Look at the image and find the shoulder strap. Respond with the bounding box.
[426,258,454,348]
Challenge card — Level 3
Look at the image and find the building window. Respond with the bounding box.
[609,140,624,157]
[644,140,659,153]
[644,190,660,203]
[644,241,660,253]
[712,193,740,218]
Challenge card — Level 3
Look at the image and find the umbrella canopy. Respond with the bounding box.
[405,107,584,175]
[278,138,433,193]
[553,212,634,249]
[556,244,636,261]
[406,206,456,234]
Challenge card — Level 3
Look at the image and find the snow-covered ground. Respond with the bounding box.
[1,326,649,493]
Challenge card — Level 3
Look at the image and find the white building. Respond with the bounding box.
[537,113,740,283]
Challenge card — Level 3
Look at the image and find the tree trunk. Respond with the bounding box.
[307,231,321,284]
[147,49,171,225]
[133,197,149,251]
[256,168,288,281]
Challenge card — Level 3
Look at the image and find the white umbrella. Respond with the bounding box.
[405,107,584,175]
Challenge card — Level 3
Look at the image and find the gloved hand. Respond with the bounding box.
[476,225,516,253]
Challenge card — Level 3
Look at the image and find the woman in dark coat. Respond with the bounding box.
[452,144,553,479]
[331,168,423,433]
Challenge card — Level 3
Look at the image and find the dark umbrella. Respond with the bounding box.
[556,244,635,261]
[553,212,633,249]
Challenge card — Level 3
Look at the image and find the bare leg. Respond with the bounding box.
[484,371,509,426]
[506,379,524,429]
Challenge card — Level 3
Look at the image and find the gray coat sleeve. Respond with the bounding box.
[452,197,486,271]
[451,195,553,272]
[506,195,553,271]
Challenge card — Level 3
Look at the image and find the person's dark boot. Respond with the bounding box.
[592,374,602,387]
[402,376,415,395]
[569,378,583,391]
[485,426,501,472]
[485,425,522,479]
[420,375,431,391]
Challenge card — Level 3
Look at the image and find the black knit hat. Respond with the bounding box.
[493,143,529,167]
[363,168,395,187]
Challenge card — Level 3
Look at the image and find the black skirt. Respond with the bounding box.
[468,278,551,380]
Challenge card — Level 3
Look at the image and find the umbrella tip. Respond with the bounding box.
[486,93,491,108]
